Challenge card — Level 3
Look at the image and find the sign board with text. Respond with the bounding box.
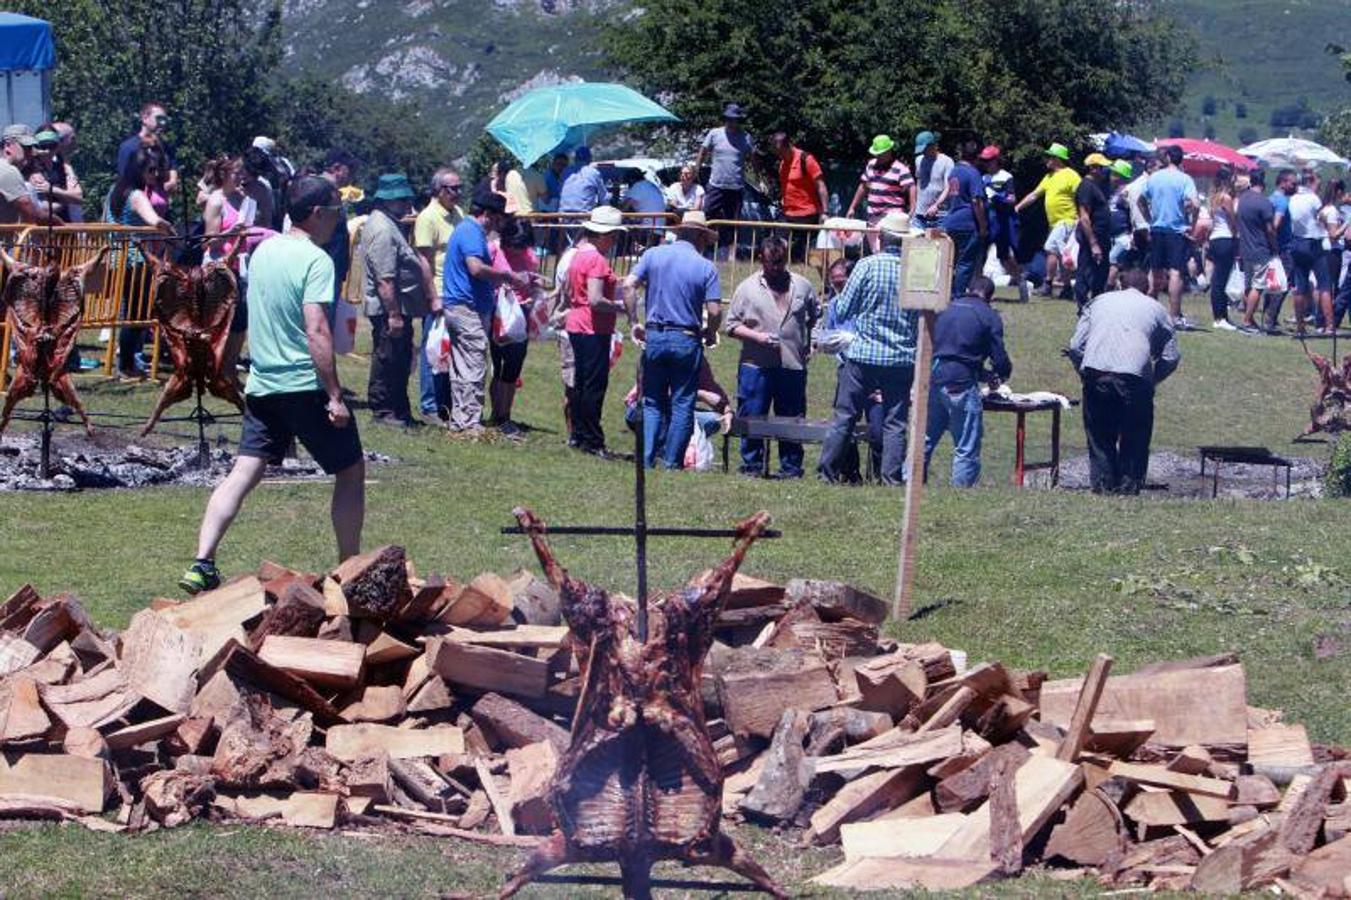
[897,232,955,312]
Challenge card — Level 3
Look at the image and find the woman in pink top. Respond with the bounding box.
[564,207,628,455]
[487,217,541,432]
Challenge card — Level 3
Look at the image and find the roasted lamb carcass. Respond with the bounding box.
[140,247,245,435]
[504,506,786,900]
[0,247,107,436]
[1301,342,1351,436]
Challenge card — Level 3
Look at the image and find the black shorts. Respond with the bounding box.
[490,340,528,384]
[239,390,363,475]
[1149,229,1189,273]
[1289,237,1330,295]
[703,186,743,221]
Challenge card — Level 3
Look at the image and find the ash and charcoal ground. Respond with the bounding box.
[1041,448,1325,499]
[0,429,392,492]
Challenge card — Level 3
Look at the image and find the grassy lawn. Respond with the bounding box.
[0,285,1347,896]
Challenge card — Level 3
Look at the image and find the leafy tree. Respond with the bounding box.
[1201,95,1217,116]
[1168,119,1186,138]
[1238,125,1260,145]
[1322,110,1351,159]
[605,0,1196,170]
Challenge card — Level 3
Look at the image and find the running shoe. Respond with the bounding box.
[178,560,221,595]
[1237,323,1264,335]
[1017,279,1031,303]
[1213,319,1238,331]
[1173,316,1197,332]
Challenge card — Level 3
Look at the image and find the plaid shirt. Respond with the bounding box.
[834,248,918,368]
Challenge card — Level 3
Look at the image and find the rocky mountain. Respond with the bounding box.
[280,0,615,155]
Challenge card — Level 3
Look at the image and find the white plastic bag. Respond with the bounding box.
[1259,257,1288,294]
[682,423,715,471]
[333,296,359,355]
[817,216,867,249]
[492,288,527,345]
[1061,231,1079,273]
[1224,264,1245,305]
[424,315,450,374]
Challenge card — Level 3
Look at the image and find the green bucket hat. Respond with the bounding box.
[1043,142,1071,162]
[373,173,415,201]
[1111,159,1134,179]
[869,134,896,156]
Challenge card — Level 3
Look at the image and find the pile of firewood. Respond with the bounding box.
[0,551,1347,895]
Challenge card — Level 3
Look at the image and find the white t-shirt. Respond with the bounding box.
[1289,189,1326,240]
[666,181,704,211]
[1125,174,1150,232]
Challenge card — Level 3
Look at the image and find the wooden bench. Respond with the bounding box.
[722,415,872,478]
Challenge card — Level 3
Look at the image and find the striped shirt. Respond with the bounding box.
[833,248,919,368]
[860,158,915,218]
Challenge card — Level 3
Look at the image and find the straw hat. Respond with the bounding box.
[582,205,628,234]
[674,210,717,236]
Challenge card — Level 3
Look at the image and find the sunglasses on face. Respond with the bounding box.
[441,184,462,192]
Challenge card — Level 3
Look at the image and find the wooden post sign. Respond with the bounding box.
[893,230,955,621]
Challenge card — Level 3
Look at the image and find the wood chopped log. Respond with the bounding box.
[331,546,411,620]
[785,578,888,624]
[38,667,139,730]
[0,632,41,677]
[389,757,456,810]
[159,576,267,662]
[339,686,406,723]
[840,813,968,862]
[0,676,50,742]
[247,582,326,650]
[407,676,455,714]
[360,630,420,666]
[853,653,926,718]
[1045,788,1127,866]
[0,753,112,813]
[809,765,926,844]
[505,741,558,834]
[1055,653,1112,763]
[918,685,977,733]
[440,573,514,627]
[505,571,561,626]
[1249,723,1315,770]
[445,625,570,651]
[988,751,1023,874]
[325,724,465,761]
[426,638,549,699]
[258,636,366,691]
[141,770,214,826]
[198,639,345,726]
[935,743,1030,813]
[938,755,1083,862]
[809,856,999,890]
[1123,788,1232,826]
[469,692,568,755]
[740,709,812,823]
[1165,744,1214,775]
[474,757,514,837]
[1107,761,1236,799]
[62,727,109,760]
[1290,834,1351,896]
[716,647,840,740]
[344,753,392,803]
[118,609,200,714]
[1189,824,1295,892]
[814,724,963,775]
[281,791,339,828]
[1280,763,1341,855]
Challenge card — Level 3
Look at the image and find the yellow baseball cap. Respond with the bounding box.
[1084,152,1112,168]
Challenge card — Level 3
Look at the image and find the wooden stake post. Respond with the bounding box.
[893,231,954,620]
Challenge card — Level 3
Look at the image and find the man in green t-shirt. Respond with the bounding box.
[178,176,365,594]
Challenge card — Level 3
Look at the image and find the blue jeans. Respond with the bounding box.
[736,364,807,476]
[923,383,985,487]
[418,314,438,415]
[642,330,702,469]
[948,229,985,297]
[819,359,913,486]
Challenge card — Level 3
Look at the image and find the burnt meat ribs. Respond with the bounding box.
[1302,342,1351,436]
[0,247,108,436]
[504,506,786,900]
[140,248,245,435]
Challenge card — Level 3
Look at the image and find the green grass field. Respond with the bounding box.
[0,283,1348,897]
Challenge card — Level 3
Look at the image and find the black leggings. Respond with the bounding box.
[118,263,149,372]
[1208,238,1235,320]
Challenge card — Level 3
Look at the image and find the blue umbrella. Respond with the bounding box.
[1103,132,1155,158]
[486,82,679,166]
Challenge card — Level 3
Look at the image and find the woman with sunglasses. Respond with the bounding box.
[107,147,175,379]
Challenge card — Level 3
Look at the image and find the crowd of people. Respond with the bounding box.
[5,98,1348,591]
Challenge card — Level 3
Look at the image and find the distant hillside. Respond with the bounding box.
[280,0,613,157]
[1160,0,1351,146]
[279,0,1351,158]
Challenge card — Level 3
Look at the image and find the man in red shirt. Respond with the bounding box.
[773,132,828,256]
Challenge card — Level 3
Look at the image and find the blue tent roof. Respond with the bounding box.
[0,14,55,71]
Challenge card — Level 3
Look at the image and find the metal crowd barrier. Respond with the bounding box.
[0,224,166,391]
[703,219,878,293]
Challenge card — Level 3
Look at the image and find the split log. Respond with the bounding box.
[474,757,515,836]
[281,791,339,828]
[1190,824,1295,892]
[809,857,999,891]
[344,752,392,803]
[0,676,50,742]
[141,770,215,826]
[426,638,549,699]
[159,576,267,662]
[1248,723,1315,770]
[505,570,562,626]
[0,632,41,677]
[1045,788,1128,866]
[197,640,345,726]
[739,709,812,823]
[38,668,139,730]
[852,653,926,718]
[809,765,927,844]
[1084,718,1156,758]
[439,573,513,627]
[407,676,455,714]
[247,582,326,650]
[839,813,968,861]
[935,743,1030,813]
[258,636,366,691]
[1165,744,1214,775]
[61,727,109,760]
[937,755,1083,862]
[0,753,112,813]
[389,757,456,809]
[331,546,412,619]
[1055,653,1112,763]
[1233,774,1282,809]
[785,578,888,624]
[1290,834,1351,896]
[1107,761,1236,799]
[361,630,419,666]
[988,752,1023,875]
[119,609,200,714]
[469,693,568,755]
[813,724,963,775]
[1122,789,1232,826]
[1279,763,1341,855]
[716,648,840,740]
[339,686,406,723]
[445,625,570,651]
[325,724,465,761]
[104,715,187,752]
[504,741,558,834]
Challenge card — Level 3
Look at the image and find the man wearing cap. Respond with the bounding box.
[414,167,465,419]
[1107,159,1138,285]
[819,210,920,486]
[623,211,723,469]
[1140,145,1199,329]
[913,131,954,230]
[179,176,364,594]
[442,187,531,434]
[1068,268,1180,495]
[1074,153,1116,311]
[1,125,61,224]
[846,135,916,251]
[565,206,629,456]
[559,146,608,215]
[30,125,83,222]
[944,141,989,296]
[359,174,436,427]
[1015,143,1081,298]
[117,101,179,194]
[979,146,1029,302]
[695,103,755,253]
[773,132,828,254]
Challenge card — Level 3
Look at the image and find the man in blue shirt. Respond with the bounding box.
[559,146,609,214]
[942,140,988,296]
[819,210,920,486]
[923,276,1011,487]
[1268,169,1298,328]
[1141,145,1198,329]
[116,101,179,195]
[623,211,722,468]
[441,187,530,433]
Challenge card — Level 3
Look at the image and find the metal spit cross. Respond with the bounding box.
[502,356,780,641]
